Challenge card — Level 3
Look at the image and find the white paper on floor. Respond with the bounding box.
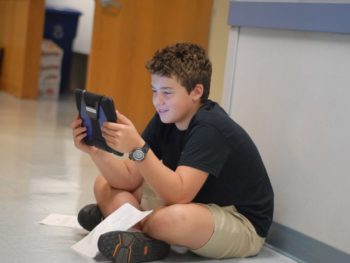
[40,213,84,230]
[71,203,152,258]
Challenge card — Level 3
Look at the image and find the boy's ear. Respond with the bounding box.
[191,84,204,101]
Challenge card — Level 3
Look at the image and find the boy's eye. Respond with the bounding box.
[151,89,173,97]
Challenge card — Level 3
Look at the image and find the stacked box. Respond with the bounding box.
[39,39,63,99]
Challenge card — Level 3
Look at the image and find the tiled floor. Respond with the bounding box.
[0,91,297,263]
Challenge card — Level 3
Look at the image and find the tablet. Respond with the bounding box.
[74,89,123,156]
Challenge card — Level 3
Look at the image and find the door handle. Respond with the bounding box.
[100,0,122,9]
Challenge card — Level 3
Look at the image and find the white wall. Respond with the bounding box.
[45,0,95,54]
[223,26,350,254]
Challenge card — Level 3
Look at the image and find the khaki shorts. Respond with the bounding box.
[140,183,265,259]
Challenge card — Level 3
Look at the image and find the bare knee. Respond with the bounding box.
[142,204,214,250]
[143,204,186,239]
[94,175,142,217]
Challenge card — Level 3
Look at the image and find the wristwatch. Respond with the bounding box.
[129,143,150,161]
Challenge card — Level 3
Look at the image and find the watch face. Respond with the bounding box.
[132,149,145,161]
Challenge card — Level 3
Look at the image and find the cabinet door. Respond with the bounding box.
[0,0,44,98]
[87,0,212,131]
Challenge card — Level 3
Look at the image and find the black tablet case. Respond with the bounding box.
[75,89,123,156]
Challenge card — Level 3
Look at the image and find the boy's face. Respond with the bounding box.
[151,74,201,130]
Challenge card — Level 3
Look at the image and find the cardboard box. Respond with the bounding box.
[39,39,63,99]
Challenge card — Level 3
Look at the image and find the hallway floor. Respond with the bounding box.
[0,91,297,263]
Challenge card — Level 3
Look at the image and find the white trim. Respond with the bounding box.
[221,26,240,114]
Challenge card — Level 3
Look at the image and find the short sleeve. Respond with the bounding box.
[178,124,231,177]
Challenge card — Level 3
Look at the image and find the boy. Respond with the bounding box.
[71,43,274,262]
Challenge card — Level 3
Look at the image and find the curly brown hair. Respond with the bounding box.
[146,43,212,102]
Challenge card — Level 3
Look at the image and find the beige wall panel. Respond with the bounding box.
[208,0,230,104]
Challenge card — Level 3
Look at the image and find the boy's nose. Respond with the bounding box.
[153,93,164,105]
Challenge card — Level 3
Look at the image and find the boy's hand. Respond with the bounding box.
[101,111,144,154]
[71,116,99,155]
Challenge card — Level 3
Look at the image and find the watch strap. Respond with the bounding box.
[129,143,150,161]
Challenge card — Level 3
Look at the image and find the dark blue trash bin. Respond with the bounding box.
[44,7,81,94]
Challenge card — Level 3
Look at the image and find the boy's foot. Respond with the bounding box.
[77,204,103,231]
[98,231,170,263]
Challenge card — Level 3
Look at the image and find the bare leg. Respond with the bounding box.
[142,203,214,250]
[94,175,143,217]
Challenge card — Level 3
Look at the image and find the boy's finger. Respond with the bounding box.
[117,112,132,125]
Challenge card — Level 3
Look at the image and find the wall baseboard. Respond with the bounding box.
[267,222,350,263]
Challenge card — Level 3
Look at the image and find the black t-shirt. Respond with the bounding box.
[142,100,274,238]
